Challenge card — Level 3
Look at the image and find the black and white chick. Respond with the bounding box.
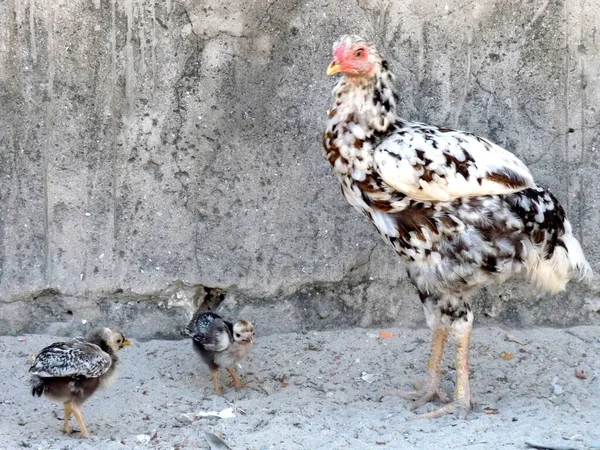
[188,312,254,394]
[29,327,131,438]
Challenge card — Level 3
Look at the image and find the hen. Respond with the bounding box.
[29,327,131,437]
[188,312,254,394]
[322,35,592,419]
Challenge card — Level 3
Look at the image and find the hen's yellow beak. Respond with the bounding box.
[327,61,342,76]
[121,340,132,347]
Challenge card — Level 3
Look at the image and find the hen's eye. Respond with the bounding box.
[235,333,241,338]
[354,48,364,58]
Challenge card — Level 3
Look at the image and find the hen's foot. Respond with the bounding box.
[412,393,473,420]
[392,380,451,410]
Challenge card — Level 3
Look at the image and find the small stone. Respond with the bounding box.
[177,414,194,425]
[318,311,330,319]
[551,379,564,395]
[361,372,376,384]
[136,434,151,444]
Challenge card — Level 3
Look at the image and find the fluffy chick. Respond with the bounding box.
[29,327,131,438]
[188,312,254,394]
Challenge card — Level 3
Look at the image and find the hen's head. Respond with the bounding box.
[232,320,255,344]
[327,35,382,78]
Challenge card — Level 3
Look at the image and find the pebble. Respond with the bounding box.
[551,379,564,395]
[136,434,151,444]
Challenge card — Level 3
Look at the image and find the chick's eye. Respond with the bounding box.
[235,333,241,338]
[117,339,122,344]
[354,48,364,58]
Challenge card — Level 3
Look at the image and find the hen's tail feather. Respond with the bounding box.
[529,218,593,294]
[30,375,45,397]
[563,228,594,285]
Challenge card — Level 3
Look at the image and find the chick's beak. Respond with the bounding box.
[121,340,132,347]
[327,61,342,76]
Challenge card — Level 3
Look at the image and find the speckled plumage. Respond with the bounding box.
[324,35,591,306]
[29,339,112,380]
[323,35,592,418]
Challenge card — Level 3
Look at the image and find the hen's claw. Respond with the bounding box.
[412,393,473,419]
[395,385,451,409]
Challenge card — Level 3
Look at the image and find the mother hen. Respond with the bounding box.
[322,35,592,419]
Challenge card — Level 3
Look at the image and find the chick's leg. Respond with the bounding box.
[211,370,223,395]
[70,404,91,439]
[414,319,473,419]
[396,325,450,407]
[226,366,246,389]
[61,402,73,434]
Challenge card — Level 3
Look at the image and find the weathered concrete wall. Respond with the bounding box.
[1,0,599,338]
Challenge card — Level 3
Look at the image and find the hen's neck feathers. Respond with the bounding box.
[326,62,398,178]
[337,63,397,130]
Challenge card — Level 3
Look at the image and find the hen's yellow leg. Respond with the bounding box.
[396,326,450,406]
[414,324,473,419]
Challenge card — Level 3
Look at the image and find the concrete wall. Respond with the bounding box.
[1,0,599,338]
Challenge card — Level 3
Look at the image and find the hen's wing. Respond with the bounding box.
[29,341,112,378]
[373,122,534,202]
[191,312,231,353]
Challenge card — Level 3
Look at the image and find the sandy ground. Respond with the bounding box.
[0,326,599,450]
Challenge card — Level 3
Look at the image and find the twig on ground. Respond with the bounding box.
[525,440,579,450]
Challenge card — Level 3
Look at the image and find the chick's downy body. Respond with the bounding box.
[189,312,254,394]
[29,327,131,438]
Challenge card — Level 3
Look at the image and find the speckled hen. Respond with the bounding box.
[188,312,254,394]
[29,327,131,438]
[322,35,593,419]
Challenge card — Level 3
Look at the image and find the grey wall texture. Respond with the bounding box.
[1,0,600,339]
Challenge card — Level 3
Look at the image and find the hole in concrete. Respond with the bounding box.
[192,287,226,314]
[66,310,73,316]
[202,287,226,311]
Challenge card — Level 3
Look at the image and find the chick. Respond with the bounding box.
[189,312,254,394]
[29,327,131,438]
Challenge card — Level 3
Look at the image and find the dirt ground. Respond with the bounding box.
[1,326,599,450]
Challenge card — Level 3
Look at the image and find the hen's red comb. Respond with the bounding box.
[333,42,346,62]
